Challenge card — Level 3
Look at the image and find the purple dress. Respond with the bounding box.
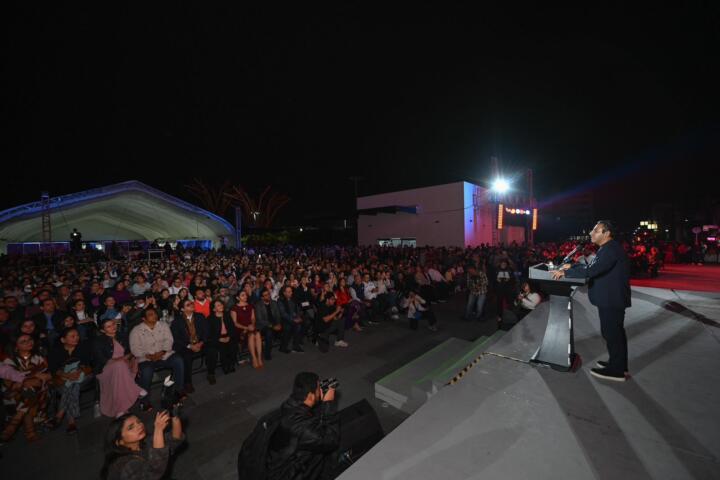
[97,339,142,417]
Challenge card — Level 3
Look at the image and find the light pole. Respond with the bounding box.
[491,177,511,247]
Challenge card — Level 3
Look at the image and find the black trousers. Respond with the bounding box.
[177,348,195,385]
[280,320,303,351]
[261,326,275,359]
[597,307,628,374]
[319,318,345,342]
[205,341,238,375]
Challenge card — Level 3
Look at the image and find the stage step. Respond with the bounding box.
[375,337,476,414]
[428,330,505,388]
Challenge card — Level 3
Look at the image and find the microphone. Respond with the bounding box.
[561,243,585,264]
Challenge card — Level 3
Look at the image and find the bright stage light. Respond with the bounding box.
[492,178,510,194]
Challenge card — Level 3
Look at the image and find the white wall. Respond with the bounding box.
[463,182,494,247]
[357,182,466,247]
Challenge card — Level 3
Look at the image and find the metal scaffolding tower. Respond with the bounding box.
[41,192,52,244]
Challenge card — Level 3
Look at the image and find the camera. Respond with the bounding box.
[160,375,183,417]
[320,377,339,394]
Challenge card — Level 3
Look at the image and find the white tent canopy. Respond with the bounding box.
[0,180,235,252]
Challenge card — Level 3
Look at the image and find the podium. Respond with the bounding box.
[528,263,587,371]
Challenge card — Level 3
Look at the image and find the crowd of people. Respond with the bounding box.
[0,235,700,473]
[0,242,558,445]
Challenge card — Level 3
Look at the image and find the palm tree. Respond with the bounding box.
[185,178,234,217]
[225,185,290,228]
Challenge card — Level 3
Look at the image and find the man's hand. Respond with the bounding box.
[272,324,283,332]
[551,269,565,280]
[560,263,572,270]
[322,387,336,402]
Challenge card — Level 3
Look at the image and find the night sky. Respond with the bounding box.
[3,4,719,232]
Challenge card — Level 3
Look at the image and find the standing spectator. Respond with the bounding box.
[494,259,516,326]
[465,265,488,321]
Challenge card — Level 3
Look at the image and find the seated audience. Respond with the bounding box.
[129,309,184,410]
[46,327,93,434]
[171,299,208,393]
[277,286,304,354]
[254,289,282,361]
[315,294,348,351]
[205,299,238,384]
[402,290,438,331]
[1,334,52,443]
[231,291,263,368]
[93,317,144,418]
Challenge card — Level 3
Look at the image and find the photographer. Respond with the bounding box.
[101,411,185,480]
[267,372,340,480]
[513,281,541,321]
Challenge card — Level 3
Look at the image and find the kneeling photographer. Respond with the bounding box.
[267,372,340,480]
[101,408,185,480]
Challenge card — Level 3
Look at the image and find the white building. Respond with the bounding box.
[357,181,533,247]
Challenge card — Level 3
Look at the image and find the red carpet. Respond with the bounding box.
[631,264,720,293]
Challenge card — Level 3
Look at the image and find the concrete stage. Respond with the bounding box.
[340,286,720,480]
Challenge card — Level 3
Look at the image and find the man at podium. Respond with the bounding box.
[552,220,631,382]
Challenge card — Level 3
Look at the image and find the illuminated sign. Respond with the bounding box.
[497,203,504,229]
[504,207,532,215]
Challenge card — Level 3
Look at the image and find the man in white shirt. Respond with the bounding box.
[130,274,152,297]
[130,308,185,410]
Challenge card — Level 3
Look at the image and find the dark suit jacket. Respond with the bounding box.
[254,300,282,329]
[566,239,631,309]
[171,313,208,351]
[277,297,301,324]
[91,332,130,374]
[31,311,68,334]
[205,313,238,344]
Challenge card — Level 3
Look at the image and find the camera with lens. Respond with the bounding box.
[160,375,183,417]
[320,377,339,394]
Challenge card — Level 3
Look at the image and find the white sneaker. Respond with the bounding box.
[334,340,349,347]
[391,306,398,313]
[391,314,400,320]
